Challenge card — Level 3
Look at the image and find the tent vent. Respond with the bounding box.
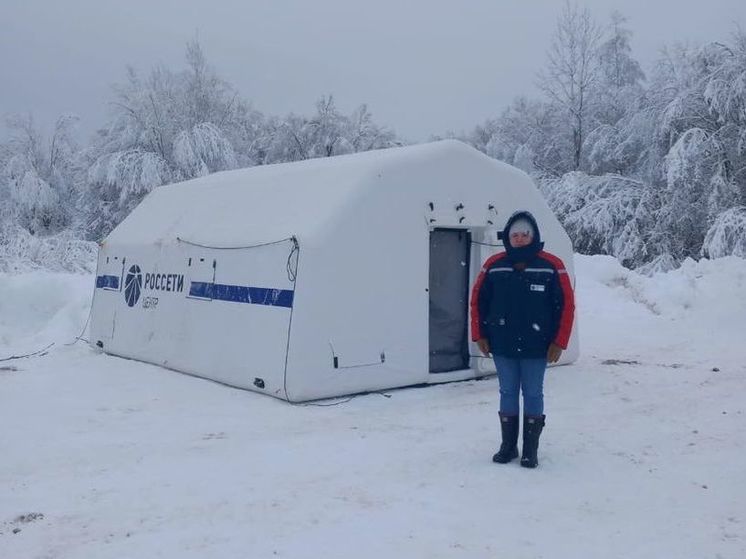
[253,377,265,389]
[96,341,104,349]
[331,353,385,369]
[329,339,385,369]
[488,203,498,226]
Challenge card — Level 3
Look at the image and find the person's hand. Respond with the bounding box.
[547,342,563,363]
[477,338,491,357]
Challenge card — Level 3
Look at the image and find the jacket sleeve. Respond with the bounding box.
[470,253,504,341]
[548,256,575,349]
[470,272,490,341]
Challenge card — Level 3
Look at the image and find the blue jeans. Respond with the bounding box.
[493,356,547,416]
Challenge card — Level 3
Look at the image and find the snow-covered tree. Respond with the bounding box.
[701,33,746,207]
[582,12,646,175]
[541,172,653,266]
[537,2,603,171]
[0,114,97,272]
[81,46,400,239]
[592,12,645,126]
[263,96,397,164]
[468,14,746,268]
[1,113,80,236]
[345,104,398,153]
[648,39,745,260]
[702,206,746,258]
[82,39,242,239]
[468,97,568,177]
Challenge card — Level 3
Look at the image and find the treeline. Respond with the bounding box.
[0,40,399,271]
[461,6,746,271]
[2,5,746,273]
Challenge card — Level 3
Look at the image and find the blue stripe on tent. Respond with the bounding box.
[96,275,120,289]
[189,282,294,308]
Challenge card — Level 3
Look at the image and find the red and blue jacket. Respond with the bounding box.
[470,213,575,359]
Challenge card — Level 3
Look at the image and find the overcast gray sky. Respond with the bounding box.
[1,0,744,142]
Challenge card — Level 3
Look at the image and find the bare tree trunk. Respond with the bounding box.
[538,1,602,171]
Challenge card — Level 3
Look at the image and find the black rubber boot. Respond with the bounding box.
[520,415,546,468]
[492,414,519,463]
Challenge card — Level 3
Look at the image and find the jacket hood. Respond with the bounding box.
[500,210,544,262]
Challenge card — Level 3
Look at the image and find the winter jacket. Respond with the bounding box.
[470,211,575,359]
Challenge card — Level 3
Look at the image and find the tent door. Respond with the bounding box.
[429,228,471,373]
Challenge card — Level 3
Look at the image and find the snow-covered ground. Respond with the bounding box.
[1,255,745,559]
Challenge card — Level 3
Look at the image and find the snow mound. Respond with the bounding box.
[577,253,746,320]
[0,272,94,355]
[575,253,746,362]
[0,225,98,274]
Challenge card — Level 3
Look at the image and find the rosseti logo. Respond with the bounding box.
[124,265,143,307]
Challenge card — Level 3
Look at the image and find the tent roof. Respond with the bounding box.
[104,140,530,247]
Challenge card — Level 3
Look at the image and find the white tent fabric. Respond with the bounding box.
[90,140,579,402]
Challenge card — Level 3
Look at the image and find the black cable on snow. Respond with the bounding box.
[0,342,55,362]
[297,391,392,407]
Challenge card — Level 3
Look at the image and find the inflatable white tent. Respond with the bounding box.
[89,140,578,402]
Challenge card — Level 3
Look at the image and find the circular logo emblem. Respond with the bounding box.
[124,265,142,307]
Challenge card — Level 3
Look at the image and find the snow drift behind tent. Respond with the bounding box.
[89,140,579,401]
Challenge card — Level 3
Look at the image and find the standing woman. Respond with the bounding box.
[471,211,575,468]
